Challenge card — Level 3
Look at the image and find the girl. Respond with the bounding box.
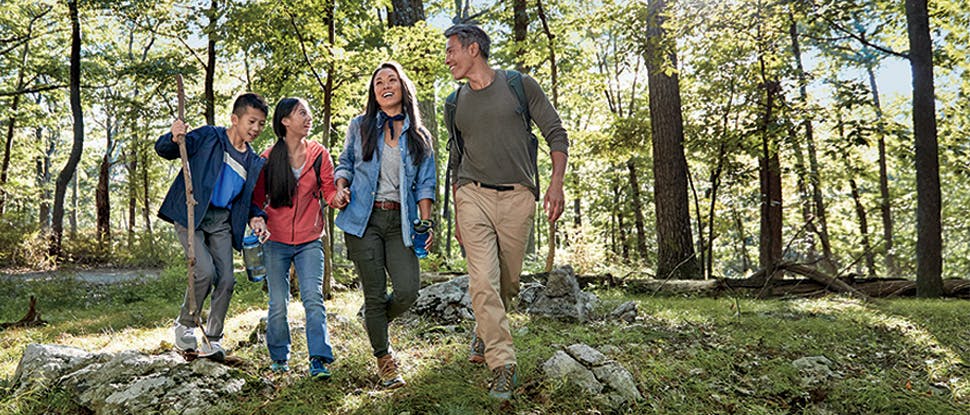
[253,97,346,378]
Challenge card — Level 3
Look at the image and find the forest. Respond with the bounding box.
[1,0,968,289]
[1,0,969,413]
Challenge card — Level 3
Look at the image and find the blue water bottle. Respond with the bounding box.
[242,233,266,282]
[412,219,432,259]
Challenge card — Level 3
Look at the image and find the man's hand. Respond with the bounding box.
[171,119,188,144]
[543,180,565,223]
[249,216,270,243]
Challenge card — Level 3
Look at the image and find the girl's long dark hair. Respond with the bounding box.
[265,97,305,208]
[360,62,431,166]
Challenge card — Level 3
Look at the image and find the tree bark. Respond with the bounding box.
[126,151,136,247]
[50,0,85,258]
[204,0,218,125]
[645,0,700,279]
[733,207,750,273]
[754,35,783,280]
[906,0,942,297]
[866,65,897,277]
[388,0,424,27]
[626,158,648,261]
[535,0,558,106]
[512,0,528,73]
[96,104,114,249]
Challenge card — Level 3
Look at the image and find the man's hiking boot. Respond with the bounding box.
[309,356,331,380]
[174,322,197,351]
[198,341,225,362]
[270,360,289,373]
[377,354,406,389]
[468,334,485,364]
[488,364,517,401]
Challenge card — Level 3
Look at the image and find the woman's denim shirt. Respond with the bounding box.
[334,114,437,246]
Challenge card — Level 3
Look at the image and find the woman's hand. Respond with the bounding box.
[249,216,270,243]
[333,180,351,209]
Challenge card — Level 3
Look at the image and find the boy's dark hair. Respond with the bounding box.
[232,92,269,117]
[444,24,490,59]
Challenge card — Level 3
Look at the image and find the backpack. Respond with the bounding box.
[444,69,540,202]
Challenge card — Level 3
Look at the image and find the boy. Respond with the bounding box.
[155,93,271,361]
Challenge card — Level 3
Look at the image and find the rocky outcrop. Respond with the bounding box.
[541,343,642,410]
[518,266,598,322]
[13,343,259,415]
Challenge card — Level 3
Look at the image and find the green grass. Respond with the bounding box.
[1,268,969,414]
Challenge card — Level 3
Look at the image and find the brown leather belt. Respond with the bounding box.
[373,200,401,210]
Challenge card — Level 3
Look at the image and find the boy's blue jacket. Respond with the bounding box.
[334,114,436,247]
[155,125,266,251]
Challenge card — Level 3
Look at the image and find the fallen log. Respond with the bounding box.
[0,295,47,330]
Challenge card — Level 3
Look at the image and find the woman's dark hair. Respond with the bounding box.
[264,97,306,208]
[359,62,431,167]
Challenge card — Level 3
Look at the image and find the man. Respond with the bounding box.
[155,93,271,361]
[443,24,568,400]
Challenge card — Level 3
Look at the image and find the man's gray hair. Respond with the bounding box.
[444,24,491,59]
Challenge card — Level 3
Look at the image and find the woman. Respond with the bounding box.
[333,62,436,389]
[253,97,345,379]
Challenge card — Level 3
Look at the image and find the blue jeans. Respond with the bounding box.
[264,239,334,363]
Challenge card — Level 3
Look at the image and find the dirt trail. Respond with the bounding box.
[0,269,161,284]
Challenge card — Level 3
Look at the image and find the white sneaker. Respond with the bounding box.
[174,322,198,351]
[198,341,225,362]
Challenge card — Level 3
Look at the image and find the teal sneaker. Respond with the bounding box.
[488,364,517,400]
[270,360,289,373]
[309,356,332,380]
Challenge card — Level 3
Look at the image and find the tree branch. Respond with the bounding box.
[287,12,329,95]
[0,84,65,97]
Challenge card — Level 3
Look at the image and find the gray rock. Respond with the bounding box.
[792,355,837,386]
[13,343,258,415]
[518,267,597,322]
[13,343,104,393]
[545,265,579,297]
[543,344,642,410]
[592,363,643,403]
[542,350,603,394]
[411,275,473,323]
[566,343,609,367]
[610,301,638,323]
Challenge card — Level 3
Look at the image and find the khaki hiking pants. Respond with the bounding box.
[456,183,535,370]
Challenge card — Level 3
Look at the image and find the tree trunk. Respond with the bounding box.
[789,15,835,273]
[512,0,528,73]
[126,151,136,247]
[535,0,558,106]
[38,125,54,233]
[755,56,782,278]
[645,0,700,280]
[906,0,942,297]
[733,207,750,273]
[1,41,30,216]
[70,173,78,239]
[204,0,218,125]
[50,0,85,259]
[141,144,153,241]
[388,0,424,27]
[96,110,113,249]
[626,158,648,261]
[866,65,897,277]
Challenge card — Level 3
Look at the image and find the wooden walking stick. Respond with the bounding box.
[175,74,210,349]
